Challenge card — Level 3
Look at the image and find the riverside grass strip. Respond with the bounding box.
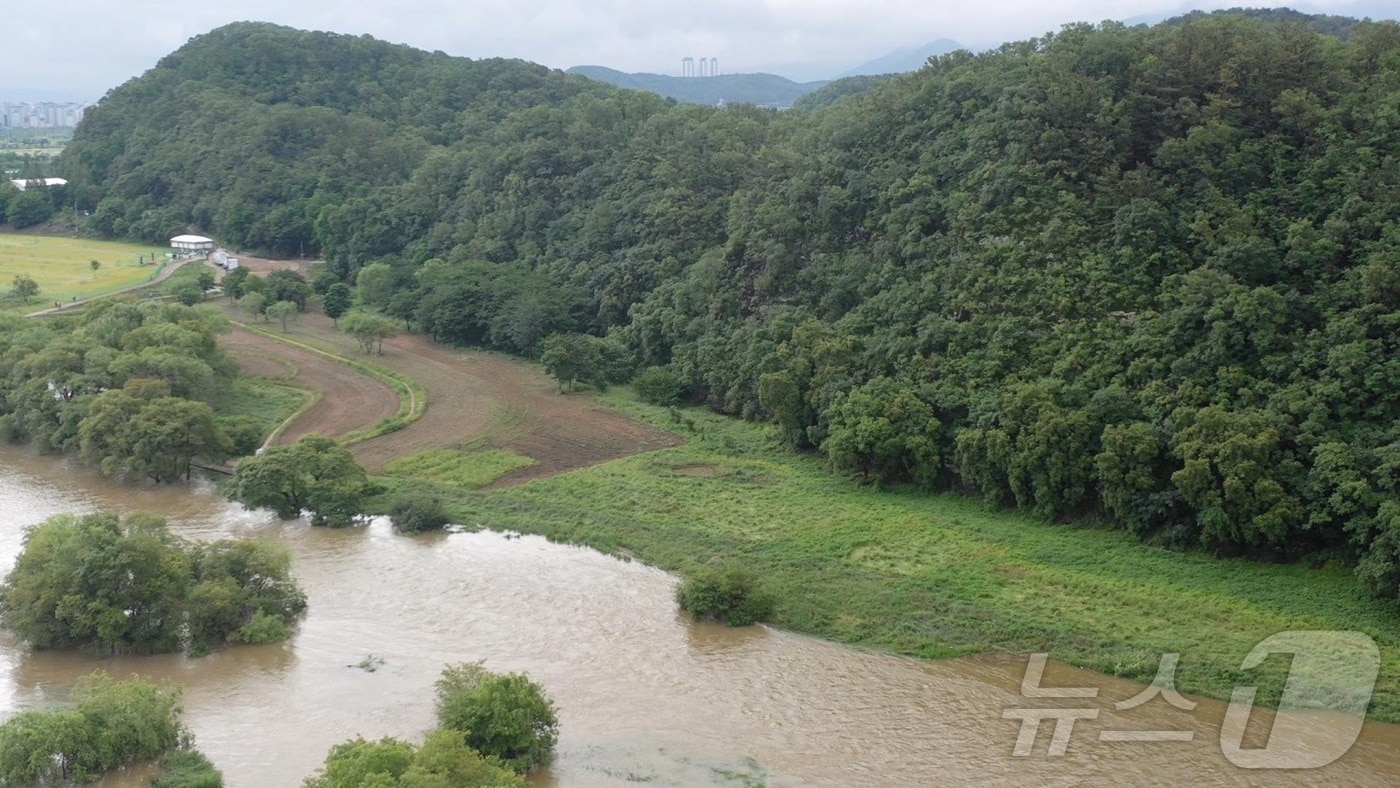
[372,389,1400,723]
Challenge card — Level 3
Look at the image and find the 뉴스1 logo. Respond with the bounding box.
[1002,630,1380,769]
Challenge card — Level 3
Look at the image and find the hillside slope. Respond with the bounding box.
[57,13,1400,598]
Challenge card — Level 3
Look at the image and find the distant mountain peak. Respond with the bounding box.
[565,66,826,108]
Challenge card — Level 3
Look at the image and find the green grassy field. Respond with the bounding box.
[369,389,1400,721]
[383,449,537,489]
[0,233,168,310]
[208,377,310,439]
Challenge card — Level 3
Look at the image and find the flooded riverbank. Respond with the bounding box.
[1,443,1397,786]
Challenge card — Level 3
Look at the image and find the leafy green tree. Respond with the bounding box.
[222,266,250,300]
[7,188,55,228]
[266,269,312,308]
[241,291,268,319]
[90,259,101,274]
[0,512,303,655]
[632,365,688,406]
[339,310,396,353]
[321,282,353,325]
[173,284,204,306]
[822,377,942,487]
[355,262,395,309]
[435,662,559,773]
[312,270,342,296]
[10,274,39,303]
[0,512,191,653]
[266,300,300,331]
[227,435,370,526]
[79,385,229,482]
[539,333,628,392]
[195,268,217,292]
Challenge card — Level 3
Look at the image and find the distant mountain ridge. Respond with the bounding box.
[565,66,825,108]
[839,38,963,77]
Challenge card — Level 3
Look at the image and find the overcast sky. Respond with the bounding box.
[5,0,1397,101]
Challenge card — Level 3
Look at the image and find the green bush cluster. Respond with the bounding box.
[0,511,306,656]
[303,662,555,785]
[388,493,451,533]
[676,564,775,627]
[0,673,189,785]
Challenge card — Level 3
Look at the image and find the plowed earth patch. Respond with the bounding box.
[217,304,682,482]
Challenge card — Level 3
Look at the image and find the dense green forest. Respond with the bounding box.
[0,301,251,475]
[56,14,1400,597]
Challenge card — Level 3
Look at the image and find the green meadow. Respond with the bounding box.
[384,449,537,489]
[371,389,1400,721]
[0,233,167,309]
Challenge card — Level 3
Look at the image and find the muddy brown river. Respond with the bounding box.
[1,443,1398,786]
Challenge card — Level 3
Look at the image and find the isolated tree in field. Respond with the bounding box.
[540,333,597,392]
[90,259,101,274]
[321,282,353,325]
[266,299,299,331]
[10,274,39,303]
[241,291,268,320]
[227,435,370,526]
[340,310,396,353]
[195,268,217,292]
[435,662,558,773]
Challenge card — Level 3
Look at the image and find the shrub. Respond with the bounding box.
[435,662,558,773]
[237,610,293,645]
[632,366,688,406]
[676,564,775,626]
[217,415,265,457]
[389,493,451,533]
[0,672,186,785]
[152,749,224,788]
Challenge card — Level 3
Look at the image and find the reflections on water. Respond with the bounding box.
[0,443,1396,787]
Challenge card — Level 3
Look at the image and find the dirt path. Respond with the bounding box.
[219,324,400,446]
[25,257,196,317]
[215,302,681,480]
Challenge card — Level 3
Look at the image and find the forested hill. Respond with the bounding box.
[59,15,1400,597]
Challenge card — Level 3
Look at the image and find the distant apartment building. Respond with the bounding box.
[0,102,89,129]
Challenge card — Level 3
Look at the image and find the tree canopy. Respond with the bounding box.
[227,434,371,526]
[0,512,305,656]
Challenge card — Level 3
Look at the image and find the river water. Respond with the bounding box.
[0,443,1397,786]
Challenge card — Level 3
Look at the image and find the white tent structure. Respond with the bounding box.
[170,234,215,255]
[9,178,68,191]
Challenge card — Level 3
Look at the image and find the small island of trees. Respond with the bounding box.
[0,511,306,656]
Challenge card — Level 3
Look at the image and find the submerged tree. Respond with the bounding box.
[227,435,370,526]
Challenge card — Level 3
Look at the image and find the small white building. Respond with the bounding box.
[9,177,68,191]
[170,234,215,255]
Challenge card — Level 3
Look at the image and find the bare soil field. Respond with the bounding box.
[219,323,400,445]
[231,255,314,277]
[215,300,682,479]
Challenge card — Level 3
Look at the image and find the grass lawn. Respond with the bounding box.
[0,233,167,310]
[369,388,1400,721]
[208,376,310,439]
[383,448,537,489]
